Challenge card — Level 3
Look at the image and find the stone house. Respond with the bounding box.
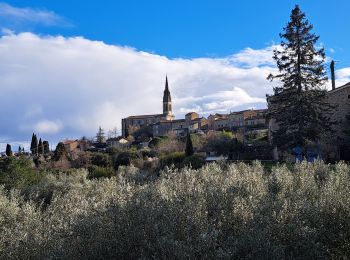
[325,82,350,160]
[63,140,80,154]
[267,81,350,161]
[106,137,129,148]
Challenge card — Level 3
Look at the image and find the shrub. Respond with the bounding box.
[204,131,235,156]
[182,154,206,169]
[114,151,140,169]
[148,136,166,148]
[88,166,115,179]
[0,156,42,190]
[0,161,350,259]
[23,168,89,206]
[159,152,185,168]
[72,151,91,168]
[91,152,112,167]
[155,134,184,155]
[141,149,157,159]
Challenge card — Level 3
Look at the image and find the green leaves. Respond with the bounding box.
[268,5,333,151]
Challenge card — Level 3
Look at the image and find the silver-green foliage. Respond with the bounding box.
[0,162,350,259]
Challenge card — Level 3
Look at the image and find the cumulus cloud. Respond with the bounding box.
[1,32,347,148]
[335,67,350,86]
[33,120,63,134]
[0,2,70,30]
[229,46,277,68]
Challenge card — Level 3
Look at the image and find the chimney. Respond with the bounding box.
[330,60,335,90]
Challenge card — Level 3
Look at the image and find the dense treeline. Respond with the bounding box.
[0,160,349,259]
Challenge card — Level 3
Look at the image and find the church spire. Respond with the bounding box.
[163,75,172,115]
[165,75,169,92]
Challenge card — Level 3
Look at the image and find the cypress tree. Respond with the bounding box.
[5,144,12,156]
[54,142,67,161]
[38,138,44,155]
[30,133,35,153]
[267,5,334,152]
[43,141,50,155]
[30,133,38,155]
[185,133,194,157]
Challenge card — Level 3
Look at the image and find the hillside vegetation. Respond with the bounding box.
[0,161,350,259]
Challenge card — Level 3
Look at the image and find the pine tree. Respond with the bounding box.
[38,138,44,155]
[30,133,38,155]
[18,146,22,154]
[96,126,105,144]
[185,133,194,157]
[267,5,334,152]
[5,144,12,156]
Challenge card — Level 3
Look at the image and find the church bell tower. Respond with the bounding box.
[163,76,174,120]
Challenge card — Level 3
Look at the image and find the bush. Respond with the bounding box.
[88,166,115,179]
[72,151,91,168]
[141,149,157,159]
[1,161,350,259]
[159,152,185,168]
[91,152,112,167]
[0,156,42,190]
[23,169,89,206]
[114,151,140,169]
[204,131,235,156]
[148,136,166,148]
[182,154,206,169]
[155,134,184,155]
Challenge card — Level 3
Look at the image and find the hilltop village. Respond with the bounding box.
[122,76,267,138]
[3,73,350,165]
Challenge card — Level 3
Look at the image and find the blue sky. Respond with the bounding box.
[2,0,350,61]
[0,0,350,151]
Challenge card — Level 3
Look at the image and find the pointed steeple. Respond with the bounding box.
[165,75,169,91]
[163,75,171,103]
[163,75,172,115]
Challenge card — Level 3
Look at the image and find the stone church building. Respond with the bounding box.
[122,76,268,138]
[121,76,175,137]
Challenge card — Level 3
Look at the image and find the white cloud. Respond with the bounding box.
[34,120,63,134]
[0,2,70,29]
[229,46,278,68]
[2,32,347,145]
[334,67,350,87]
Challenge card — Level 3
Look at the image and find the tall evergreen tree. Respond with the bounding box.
[38,138,44,155]
[30,133,35,153]
[30,133,38,155]
[267,5,333,152]
[43,141,50,155]
[5,144,12,156]
[185,133,194,157]
[54,142,67,161]
[96,126,106,144]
